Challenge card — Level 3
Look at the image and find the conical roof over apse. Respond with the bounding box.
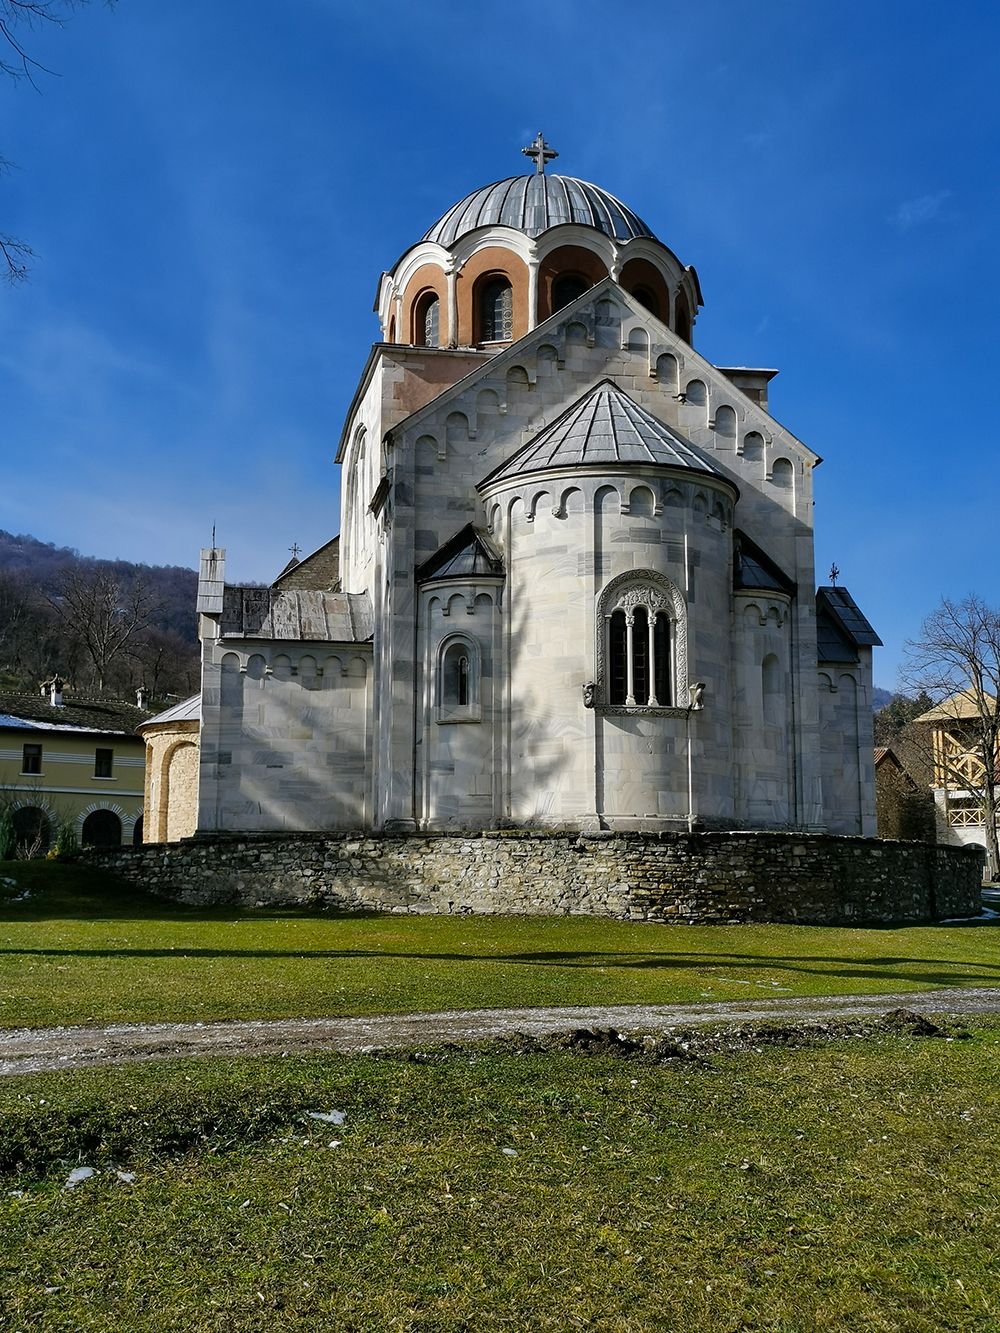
[479,381,732,488]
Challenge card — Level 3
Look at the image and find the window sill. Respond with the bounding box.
[93,776,117,781]
[436,710,482,725]
[595,705,688,718]
[19,771,43,778]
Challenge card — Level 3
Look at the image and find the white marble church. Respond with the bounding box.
[191,137,880,840]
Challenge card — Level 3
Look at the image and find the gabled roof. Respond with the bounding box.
[914,690,998,724]
[139,694,201,731]
[416,525,505,583]
[345,279,818,473]
[0,692,150,737]
[478,380,732,489]
[220,588,374,642]
[733,530,796,597]
[272,536,340,591]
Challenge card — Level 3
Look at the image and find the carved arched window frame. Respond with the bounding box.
[436,633,482,723]
[595,570,688,714]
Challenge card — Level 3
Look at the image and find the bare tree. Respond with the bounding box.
[46,564,157,694]
[903,595,1000,878]
[2,0,117,281]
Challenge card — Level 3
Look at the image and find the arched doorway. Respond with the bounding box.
[82,810,122,848]
[132,816,144,846]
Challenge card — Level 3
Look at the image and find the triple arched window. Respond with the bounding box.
[596,572,687,711]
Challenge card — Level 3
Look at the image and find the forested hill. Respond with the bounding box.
[0,531,199,703]
[0,532,198,645]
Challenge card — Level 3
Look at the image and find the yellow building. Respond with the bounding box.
[0,682,149,854]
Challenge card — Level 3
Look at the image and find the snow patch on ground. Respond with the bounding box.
[64,1166,97,1189]
[305,1109,346,1125]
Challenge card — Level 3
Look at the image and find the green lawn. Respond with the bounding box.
[0,861,997,1029]
[1,1026,998,1330]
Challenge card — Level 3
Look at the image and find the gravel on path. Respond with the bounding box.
[2,986,1000,1077]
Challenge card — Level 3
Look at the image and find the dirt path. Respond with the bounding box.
[2,986,1000,1077]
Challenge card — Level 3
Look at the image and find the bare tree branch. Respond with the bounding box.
[46,564,159,694]
[1,0,117,279]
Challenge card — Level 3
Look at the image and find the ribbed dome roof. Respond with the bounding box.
[423,175,655,247]
[480,382,730,488]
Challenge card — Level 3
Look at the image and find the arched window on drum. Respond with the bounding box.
[479,278,513,343]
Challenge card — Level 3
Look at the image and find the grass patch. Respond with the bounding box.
[0,861,998,1029]
[1,1026,998,1330]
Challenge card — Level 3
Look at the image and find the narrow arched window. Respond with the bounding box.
[552,275,589,313]
[439,638,482,722]
[675,290,692,343]
[631,285,660,319]
[609,610,628,706]
[632,606,650,705]
[654,612,671,704]
[416,293,440,347]
[480,279,513,342]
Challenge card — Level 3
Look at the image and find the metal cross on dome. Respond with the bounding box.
[522,132,558,175]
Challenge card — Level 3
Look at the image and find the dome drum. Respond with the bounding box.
[378,154,701,351]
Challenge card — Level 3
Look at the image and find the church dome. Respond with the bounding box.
[423,174,656,248]
[378,137,700,351]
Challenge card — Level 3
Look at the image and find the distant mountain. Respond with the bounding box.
[0,531,200,701]
[872,686,895,711]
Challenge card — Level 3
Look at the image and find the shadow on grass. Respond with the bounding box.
[0,942,997,992]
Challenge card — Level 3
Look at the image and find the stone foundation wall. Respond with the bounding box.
[81,829,984,925]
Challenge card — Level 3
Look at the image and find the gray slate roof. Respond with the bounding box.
[417,525,505,583]
[139,694,201,730]
[0,692,150,736]
[423,175,655,247]
[816,587,882,665]
[480,381,728,487]
[221,588,373,642]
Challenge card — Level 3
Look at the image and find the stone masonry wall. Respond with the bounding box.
[82,830,984,925]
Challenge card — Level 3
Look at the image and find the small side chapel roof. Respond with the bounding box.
[479,381,731,488]
[816,586,882,665]
[817,587,882,647]
[416,525,505,582]
[733,530,796,597]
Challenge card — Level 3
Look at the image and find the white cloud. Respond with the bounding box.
[891,190,951,230]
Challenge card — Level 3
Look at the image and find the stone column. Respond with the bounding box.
[447,265,458,347]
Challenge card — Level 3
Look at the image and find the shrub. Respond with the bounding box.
[0,807,14,861]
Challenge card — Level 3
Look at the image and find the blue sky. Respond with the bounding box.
[1,0,997,687]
